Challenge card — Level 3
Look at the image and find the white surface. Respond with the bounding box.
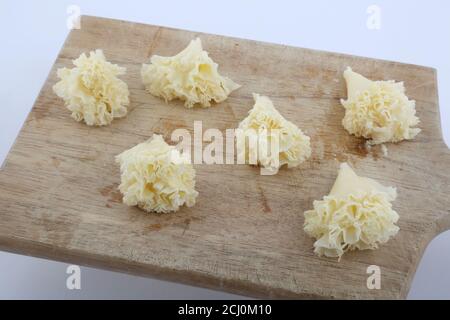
[0,0,449,299]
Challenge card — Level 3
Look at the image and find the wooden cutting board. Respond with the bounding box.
[0,15,449,299]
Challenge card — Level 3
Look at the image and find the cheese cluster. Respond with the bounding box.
[341,67,420,144]
[238,94,311,172]
[304,163,399,259]
[53,49,129,126]
[116,135,198,213]
[141,38,240,108]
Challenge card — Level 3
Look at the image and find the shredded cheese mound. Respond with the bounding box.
[304,163,399,259]
[53,49,130,126]
[341,67,420,144]
[237,93,311,171]
[141,38,240,108]
[116,135,198,213]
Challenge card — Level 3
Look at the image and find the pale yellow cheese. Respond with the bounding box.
[237,93,311,172]
[116,135,198,213]
[53,49,129,126]
[141,38,240,108]
[304,163,399,259]
[341,67,420,144]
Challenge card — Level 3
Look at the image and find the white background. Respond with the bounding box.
[0,0,449,299]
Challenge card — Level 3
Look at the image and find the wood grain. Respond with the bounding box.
[0,15,449,299]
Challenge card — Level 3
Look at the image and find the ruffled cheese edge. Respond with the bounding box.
[53,49,129,126]
[304,191,399,259]
[115,135,198,213]
[341,67,420,144]
[141,38,240,108]
[237,93,311,171]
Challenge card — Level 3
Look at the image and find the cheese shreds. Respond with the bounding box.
[237,94,311,172]
[53,49,129,126]
[304,163,399,259]
[341,67,420,144]
[141,38,240,108]
[116,135,198,213]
